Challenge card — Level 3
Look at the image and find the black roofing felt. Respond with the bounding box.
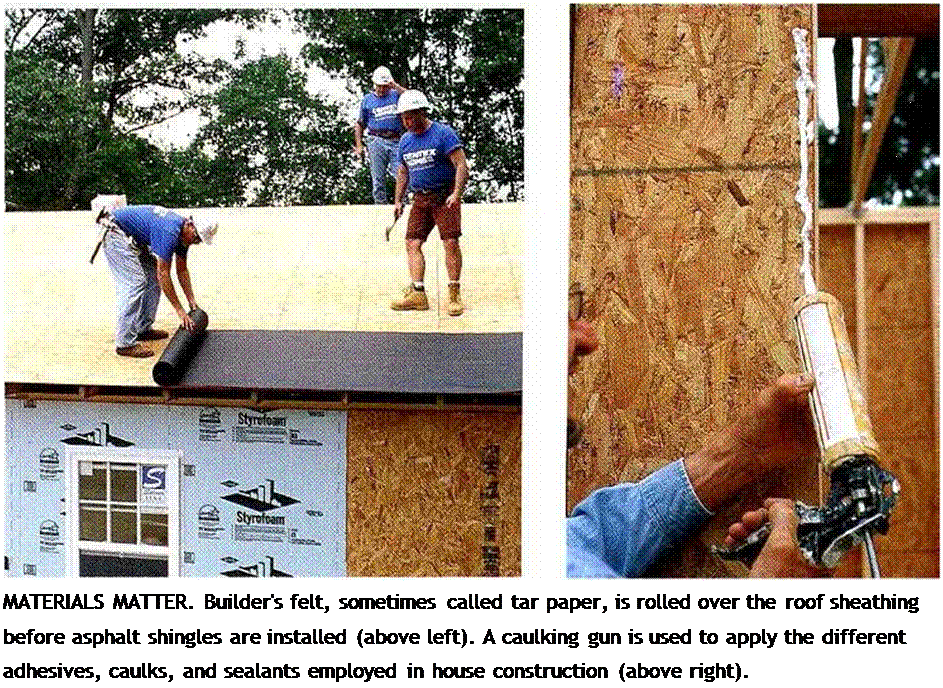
[176,330,522,394]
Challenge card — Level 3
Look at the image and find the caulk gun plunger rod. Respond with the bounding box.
[863,530,881,578]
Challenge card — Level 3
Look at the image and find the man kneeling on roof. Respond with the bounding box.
[97,205,217,358]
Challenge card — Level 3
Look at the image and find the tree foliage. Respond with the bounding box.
[819,38,939,207]
[295,8,524,201]
[192,56,359,206]
[5,8,262,209]
[6,8,523,209]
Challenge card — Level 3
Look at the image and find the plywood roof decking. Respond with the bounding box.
[4,203,522,387]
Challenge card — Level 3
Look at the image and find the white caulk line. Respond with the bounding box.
[793,27,817,296]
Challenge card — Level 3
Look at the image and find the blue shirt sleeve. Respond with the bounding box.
[440,125,462,156]
[566,459,712,578]
[359,97,369,127]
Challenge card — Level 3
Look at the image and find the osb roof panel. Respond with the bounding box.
[4,203,522,387]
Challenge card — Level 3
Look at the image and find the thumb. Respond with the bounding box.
[764,498,798,542]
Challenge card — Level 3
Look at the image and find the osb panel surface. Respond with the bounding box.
[346,410,521,577]
[820,225,938,578]
[4,204,522,387]
[569,4,818,577]
[866,224,933,329]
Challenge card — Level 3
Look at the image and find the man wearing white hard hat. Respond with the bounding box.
[391,89,469,316]
[354,66,406,204]
[98,204,216,357]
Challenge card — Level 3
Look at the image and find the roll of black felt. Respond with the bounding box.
[152,308,209,386]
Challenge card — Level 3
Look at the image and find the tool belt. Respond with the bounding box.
[90,209,139,263]
[368,129,400,140]
[90,208,119,263]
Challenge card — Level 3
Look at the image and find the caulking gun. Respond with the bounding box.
[714,290,899,577]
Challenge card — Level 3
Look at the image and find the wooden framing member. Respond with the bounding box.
[4,383,521,413]
[851,39,868,187]
[850,38,915,210]
[818,4,939,38]
[932,214,940,438]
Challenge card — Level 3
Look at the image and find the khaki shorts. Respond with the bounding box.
[405,190,462,241]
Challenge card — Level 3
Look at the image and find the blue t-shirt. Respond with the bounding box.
[359,91,402,135]
[112,205,188,263]
[397,122,463,192]
[567,459,711,577]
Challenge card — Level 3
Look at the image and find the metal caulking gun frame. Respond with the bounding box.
[713,291,900,576]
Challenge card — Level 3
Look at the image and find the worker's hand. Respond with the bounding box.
[726,498,828,578]
[686,374,816,511]
[178,308,195,331]
[445,191,460,209]
[568,318,599,375]
[353,145,363,161]
[394,202,403,220]
[726,373,816,474]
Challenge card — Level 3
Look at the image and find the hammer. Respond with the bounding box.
[385,206,404,241]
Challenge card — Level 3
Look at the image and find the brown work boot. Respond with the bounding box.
[116,343,153,358]
[139,328,169,341]
[447,283,464,316]
[391,285,429,311]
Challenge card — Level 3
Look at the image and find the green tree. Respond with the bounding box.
[5,53,100,209]
[294,8,524,201]
[819,38,939,207]
[193,55,359,206]
[5,8,265,209]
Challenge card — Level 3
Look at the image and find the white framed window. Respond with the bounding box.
[67,448,180,577]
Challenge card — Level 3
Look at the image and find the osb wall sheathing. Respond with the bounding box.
[569,4,819,576]
[347,410,521,576]
[820,223,939,578]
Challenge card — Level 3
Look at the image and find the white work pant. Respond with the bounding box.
[103,228,160,349]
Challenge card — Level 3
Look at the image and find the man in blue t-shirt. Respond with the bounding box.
[390,90,470,316]
[565,319,825,578]
[98,204,218,357]
[353,66,406,204]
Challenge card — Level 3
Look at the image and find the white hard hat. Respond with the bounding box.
[191,214,218,245]
[372,66,393,85]
[396,89,431,114]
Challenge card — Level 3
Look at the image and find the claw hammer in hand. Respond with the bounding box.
[385,206,404,241]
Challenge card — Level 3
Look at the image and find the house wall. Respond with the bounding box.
[569,4,818,576]
[347,409,521,577]
[5,400,523,578]
[5,401,346,577]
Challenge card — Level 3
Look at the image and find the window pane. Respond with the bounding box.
[111,464,137,503]
[111,508,137,544]
[78,463,107,501]
[79,507,106,542]
[141,512,168,547]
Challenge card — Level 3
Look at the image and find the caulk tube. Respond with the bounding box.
[792,291,880,471]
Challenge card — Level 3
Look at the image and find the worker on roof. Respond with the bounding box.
[391,89,469,316]
[354,66,406,204]
[98,205,217,358]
